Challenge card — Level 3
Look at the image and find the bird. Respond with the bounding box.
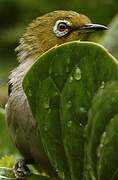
[5,10,107,179]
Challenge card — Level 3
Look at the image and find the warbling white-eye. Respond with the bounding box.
[6,10,107,179]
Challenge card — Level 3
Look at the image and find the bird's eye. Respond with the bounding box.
[57,22,67,31]
[53,20,71,37]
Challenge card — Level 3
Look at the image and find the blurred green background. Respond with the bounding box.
[0,0,118,108]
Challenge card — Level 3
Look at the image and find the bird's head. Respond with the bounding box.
[16,10,107,62]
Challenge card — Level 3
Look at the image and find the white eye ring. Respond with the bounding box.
[53,20,71,37]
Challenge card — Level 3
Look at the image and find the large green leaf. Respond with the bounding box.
[23,41,118,180]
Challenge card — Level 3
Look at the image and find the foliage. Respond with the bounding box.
[0,167,52,180]
[101,14,118,59]
[23,41,118,179]
[0,153,52,179]
[0,156,15,168]
[37,0,117,24]
[0,108,17,157]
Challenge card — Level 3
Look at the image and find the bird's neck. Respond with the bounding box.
[13,40,40,86]
[16,37,39,63]
[10,42,38,90]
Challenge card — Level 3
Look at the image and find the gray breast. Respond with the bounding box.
[6,60,51,171]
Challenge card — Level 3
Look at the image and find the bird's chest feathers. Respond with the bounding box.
[9,59,34,97]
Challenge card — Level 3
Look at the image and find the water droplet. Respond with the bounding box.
[66,57,70,65]
[47,108,51,114]
[55,72,58,76]
[58,171,65,180]
[69,76,73,83]
[28,89,32,97]
[66,100,72,109]
[102,131,106,139]
[56,169,59,173]
[67,121,72,127]
[80,123,83,127]
[99,143,104,148]
[56,169,65,180]
[44,126,48,131]
[43,98,50,109]
[112,97,115,102]
[49,67,52,75]
[97,144,103,158]
[98,132,106,157]
[100,81,105,89]
[87,166,96,180]
[53,92,58,97]
[79,107,87,114]
[90,172,96,180]
[66,66,69,73]
[74,66,81,80]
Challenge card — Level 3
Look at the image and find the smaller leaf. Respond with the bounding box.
[0,108,17,157]
[0,108,5,121]
[0,167,52,180]
[97,114,118,180]
[0,167,15,180]
[0,156,15,168]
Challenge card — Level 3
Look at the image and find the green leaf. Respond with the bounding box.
[0,156,15,168]
[0,108,5,121]
[97,113,118,180]
[101,14,118,59]
[0,156,53,180]
[23,41,118,180]
[0,167,15,180]
[85,82,118,179]
[0,167,52,180]
[0,108,17,157]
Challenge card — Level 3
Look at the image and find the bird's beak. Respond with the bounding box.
[78,23,108,33]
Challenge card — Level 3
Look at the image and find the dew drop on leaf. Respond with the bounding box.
[67,121,72,128]
[86,165,96,180]
[74,66,81,80]
[79,123,83,127]
[69,76,73,83]
[97,131,106,157]
[112,97,115,102]
[58,171,65,180]
[47,108,51,114]
[53,92,58,97]
[66,100,72,109]
[44,125,48,132]
[79,107,87,114]
[100,81,105,89]
[66,66,69,73]
[66,57,70,65]
[49,67,52,75]
[28,89,32,97]
[43,98,50,109]
[56,169,58,172]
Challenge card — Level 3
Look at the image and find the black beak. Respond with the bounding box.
[79,23,108,33]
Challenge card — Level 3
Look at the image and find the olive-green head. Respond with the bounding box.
[16,10,107,62]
